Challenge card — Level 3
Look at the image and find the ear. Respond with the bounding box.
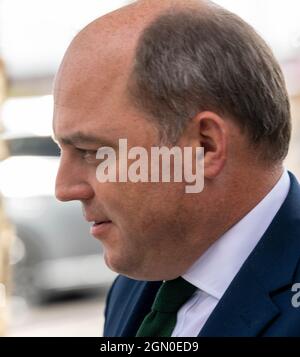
[193,111,228,179]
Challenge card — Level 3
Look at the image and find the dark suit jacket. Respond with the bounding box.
[104,172,300,337]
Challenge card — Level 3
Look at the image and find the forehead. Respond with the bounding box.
[53,49,131,138]
[53,75,159,148]
[52,14,158,145]
[53,86,128,140]
[53,48,129,112]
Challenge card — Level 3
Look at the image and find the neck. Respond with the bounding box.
[184,164,285,269]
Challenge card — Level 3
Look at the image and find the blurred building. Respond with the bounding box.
[0,57,15,336]
[0,59,8,158]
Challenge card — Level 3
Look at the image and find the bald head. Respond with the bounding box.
[54,0,211,106]
[73,0,211,46]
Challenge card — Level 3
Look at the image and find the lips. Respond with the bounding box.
[84,214,110,225]
[90,220,112,237]
[83,211,113,237]
[94,220,111,225]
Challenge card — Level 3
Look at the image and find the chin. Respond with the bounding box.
[103,251,136,276]
[103,249,178,281]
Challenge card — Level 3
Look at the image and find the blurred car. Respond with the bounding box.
[0,132,116,303]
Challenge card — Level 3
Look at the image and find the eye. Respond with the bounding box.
[76,148,98,163]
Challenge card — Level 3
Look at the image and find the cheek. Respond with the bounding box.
[93,180,187,239]
[121,199,186,251]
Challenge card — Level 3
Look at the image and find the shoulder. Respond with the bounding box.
[103,275,162,336]
[105,276,143,311]
[103,276,147,334]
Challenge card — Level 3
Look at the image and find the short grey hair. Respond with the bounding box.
[127,4,291,163]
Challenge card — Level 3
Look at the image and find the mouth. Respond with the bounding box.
[93,220,112,226]
[90,220,113,238]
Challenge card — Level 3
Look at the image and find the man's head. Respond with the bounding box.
[53,0,291,281]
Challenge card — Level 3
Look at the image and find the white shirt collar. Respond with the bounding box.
[183,170,291,300]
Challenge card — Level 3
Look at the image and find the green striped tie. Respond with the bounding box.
[136,277,197,337]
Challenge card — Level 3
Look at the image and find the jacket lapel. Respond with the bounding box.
[200,172,300,336]
[199,266,280,336]
[119,280,162,337]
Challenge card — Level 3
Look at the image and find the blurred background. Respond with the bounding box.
[0,0,300,337]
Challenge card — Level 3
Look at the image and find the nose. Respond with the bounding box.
[55,157,94,202]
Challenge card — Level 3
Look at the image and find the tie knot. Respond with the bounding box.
[152,277,197,313]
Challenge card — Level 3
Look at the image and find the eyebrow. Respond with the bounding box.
[53,132,116,148]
